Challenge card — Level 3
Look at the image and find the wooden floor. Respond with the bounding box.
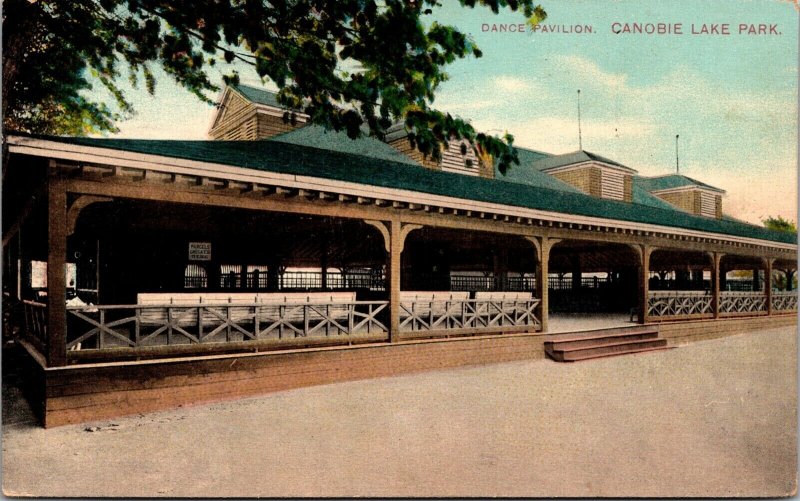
[16,313,798,427]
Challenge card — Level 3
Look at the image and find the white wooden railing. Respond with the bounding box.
[647,291,713,317]
[399,298,541,333]
[66,301,388,350]
[771,291,797,312]
[719,291,767,315]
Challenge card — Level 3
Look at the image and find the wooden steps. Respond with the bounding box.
[545,327,669,362]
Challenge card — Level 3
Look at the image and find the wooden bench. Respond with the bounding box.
[255,292,355,324]
[136,293,207,327]
[473,291,533,302]
[473,291,535,318]
[399,291,471,321]
[135,292,357,328]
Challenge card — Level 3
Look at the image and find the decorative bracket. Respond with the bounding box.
[399,223,423,253]
[67,195,113,236]
[364,220,391,253]
[364,220,423,253]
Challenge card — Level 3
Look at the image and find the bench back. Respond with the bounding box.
[400,291,470,302]
[473,291,533,301]
[135,292,358,325]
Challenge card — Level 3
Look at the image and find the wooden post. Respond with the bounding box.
[534,237,555,333]
[365,219,421,342]
[47,175,68,367]
[500,246,510,291]
[320,234,329,290]
[388,220,402,342]
[766,259,773,316]
[571,255,582,291]
[752,267,760,292]
[638,245,652,324]
[712,252,722,319]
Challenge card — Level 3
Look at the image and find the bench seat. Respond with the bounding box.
[135,292,357,327]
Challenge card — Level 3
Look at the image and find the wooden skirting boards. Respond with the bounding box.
[655,314,796,345]
[19,313,797,428]
[39,333,547,428]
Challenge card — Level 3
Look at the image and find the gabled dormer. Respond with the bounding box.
[635,174,725,219]
[208,84,308,140]
[528,150,636,202]
[384,123,491,178]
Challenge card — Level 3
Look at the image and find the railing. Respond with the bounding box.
[507,276,536,292]
[772,291,798,312]
[278,271,385,291]
[66,301,389,351]
[724,280,760,292]
[719,291,767,315]
[548,276,609,291]
[649,280,710,291]
[450,275,497,292]
[647,291,713,318]
[22,300,48,348]
[399,298,541,335]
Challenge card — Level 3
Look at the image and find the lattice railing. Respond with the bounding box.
[399,299,541,333]
[647,291,713,317]
[771,291,798,312]
[719,292,767,314]
[66,301,388,351]
[22,300,48,347]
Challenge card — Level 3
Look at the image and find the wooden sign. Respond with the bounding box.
[188,242,211,261]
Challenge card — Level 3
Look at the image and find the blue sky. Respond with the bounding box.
[99,0,798,225]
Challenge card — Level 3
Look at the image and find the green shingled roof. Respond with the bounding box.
[494,147,583,193]
[232,84,282,108]
[635,174,725,193]
[13,134,795,245]
[269,125,419,165]
[530,149,636,172]
[631,185,683,211]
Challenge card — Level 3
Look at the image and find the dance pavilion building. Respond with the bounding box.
[3,84,797,426]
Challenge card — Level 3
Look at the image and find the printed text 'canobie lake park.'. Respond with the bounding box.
[480,23,782,36]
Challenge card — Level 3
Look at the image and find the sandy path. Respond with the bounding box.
[2,325,796,497]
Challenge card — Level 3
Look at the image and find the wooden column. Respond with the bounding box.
[47,175,68,367]
[637,245,652,324]
[320,233,329,290]
[533,237,557,333]
[388,220,402,342]
[752,267,761,292]
[570,255,582,291]
[766,258,773,316]
[712,252,722,319]
[493,247,509,291]
[365,219,421,343]
[267,257,280,292]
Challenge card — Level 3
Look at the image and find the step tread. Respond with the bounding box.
[548,337,667,353]
[545,327,659,344]
[558,345,673,362]
[545,332,659,349]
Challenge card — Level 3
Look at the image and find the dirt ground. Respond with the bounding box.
[2,325,797,497]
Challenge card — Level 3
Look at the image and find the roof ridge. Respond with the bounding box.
[233,82,276,93]
[640,173,686,179]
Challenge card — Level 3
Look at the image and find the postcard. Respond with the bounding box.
[2,0,797,497]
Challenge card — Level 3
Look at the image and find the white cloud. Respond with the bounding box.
[493,75,532,93]
[554,55,629,92]
[474,115,658,155]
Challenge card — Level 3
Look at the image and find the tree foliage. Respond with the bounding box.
[2,0,546,173]
[762,216,797,234]
[762,216,797,291]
